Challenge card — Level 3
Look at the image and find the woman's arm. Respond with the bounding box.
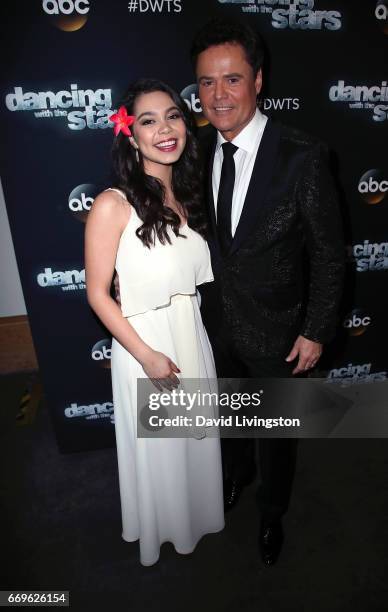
[85,192,180,389]
[85,192,148,361]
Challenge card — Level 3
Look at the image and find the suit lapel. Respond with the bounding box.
[229,118,281,256]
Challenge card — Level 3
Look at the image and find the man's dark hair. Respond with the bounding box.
[190,18,264,77]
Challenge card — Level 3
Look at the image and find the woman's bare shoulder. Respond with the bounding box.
[88,188,131,228]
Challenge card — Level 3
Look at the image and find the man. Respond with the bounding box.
[191,18,344,565]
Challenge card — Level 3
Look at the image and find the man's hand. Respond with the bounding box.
[285,335,322,375]
[113,273,121,306]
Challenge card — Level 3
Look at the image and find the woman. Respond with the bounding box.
[84,78,224,566]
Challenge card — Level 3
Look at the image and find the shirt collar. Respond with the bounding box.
[215,107,266,153]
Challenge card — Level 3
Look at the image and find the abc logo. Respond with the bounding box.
[91,339,111,368]
[358,169,388,204]
[68,183,98,222]
[375,1,388,35]
[343,309,371,336]
[180,84,209,128]
[42,0,90,31]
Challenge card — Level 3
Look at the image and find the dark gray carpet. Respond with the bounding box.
[1,373,388,611]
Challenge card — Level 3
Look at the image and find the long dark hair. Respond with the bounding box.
[112,78,207,248]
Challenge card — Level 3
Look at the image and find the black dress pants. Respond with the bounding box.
[211,330,298,523]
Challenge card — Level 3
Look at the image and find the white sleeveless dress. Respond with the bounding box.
[108,189,224,566]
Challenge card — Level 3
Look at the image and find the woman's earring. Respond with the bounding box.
[129,136,139,163]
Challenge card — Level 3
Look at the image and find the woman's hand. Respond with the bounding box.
[140,350,181,391]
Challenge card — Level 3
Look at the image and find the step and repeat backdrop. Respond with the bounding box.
[0,1,387,451]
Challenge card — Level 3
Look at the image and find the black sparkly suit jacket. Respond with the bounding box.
[199,118,345,361]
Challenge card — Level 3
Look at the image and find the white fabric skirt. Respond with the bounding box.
[111,294,224,566]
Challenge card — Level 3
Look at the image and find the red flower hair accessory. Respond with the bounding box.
[110,106,136,137]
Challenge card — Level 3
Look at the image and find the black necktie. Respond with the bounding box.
[217,142,237,255]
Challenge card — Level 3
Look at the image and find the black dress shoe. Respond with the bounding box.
[223,478,244,512]
[259,520,284,566]
[223,470,256,512]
